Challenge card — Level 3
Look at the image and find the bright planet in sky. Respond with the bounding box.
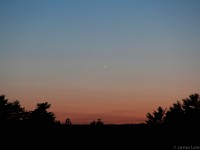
[0,0,200,124]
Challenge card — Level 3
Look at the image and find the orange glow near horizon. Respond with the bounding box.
[2,85,199,124]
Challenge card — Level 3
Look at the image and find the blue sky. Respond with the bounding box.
[1,0,200,123]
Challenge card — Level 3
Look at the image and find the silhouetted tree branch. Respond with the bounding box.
[146,106,166,125]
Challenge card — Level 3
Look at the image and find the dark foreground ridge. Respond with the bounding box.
[1,123,199,150]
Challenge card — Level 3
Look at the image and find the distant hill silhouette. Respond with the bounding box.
[1,93,200,149]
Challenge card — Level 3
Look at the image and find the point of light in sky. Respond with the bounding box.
[0,0,200,124]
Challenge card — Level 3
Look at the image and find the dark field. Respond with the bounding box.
[2,124,199,150]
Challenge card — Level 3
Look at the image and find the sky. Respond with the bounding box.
[0,0,200,124]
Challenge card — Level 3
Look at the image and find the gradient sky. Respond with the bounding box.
[1,0,200,124]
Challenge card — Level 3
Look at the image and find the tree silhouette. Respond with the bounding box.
[8,100,25,121]
[0,95,9,122]
[146,106,166,125]
[182,93,200,126]
[96,118,104,125]
[0,95,26,124]
[146,93,200,127]
[1,93,200,130]
[30,102,55,125]
[164,101,184,126]
[65,118,72,126]
[90,118,104,126]
[90,120,96,125]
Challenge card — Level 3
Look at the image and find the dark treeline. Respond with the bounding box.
[1,93,200,149]
[146,93,200,128]
[0,95,56,127]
